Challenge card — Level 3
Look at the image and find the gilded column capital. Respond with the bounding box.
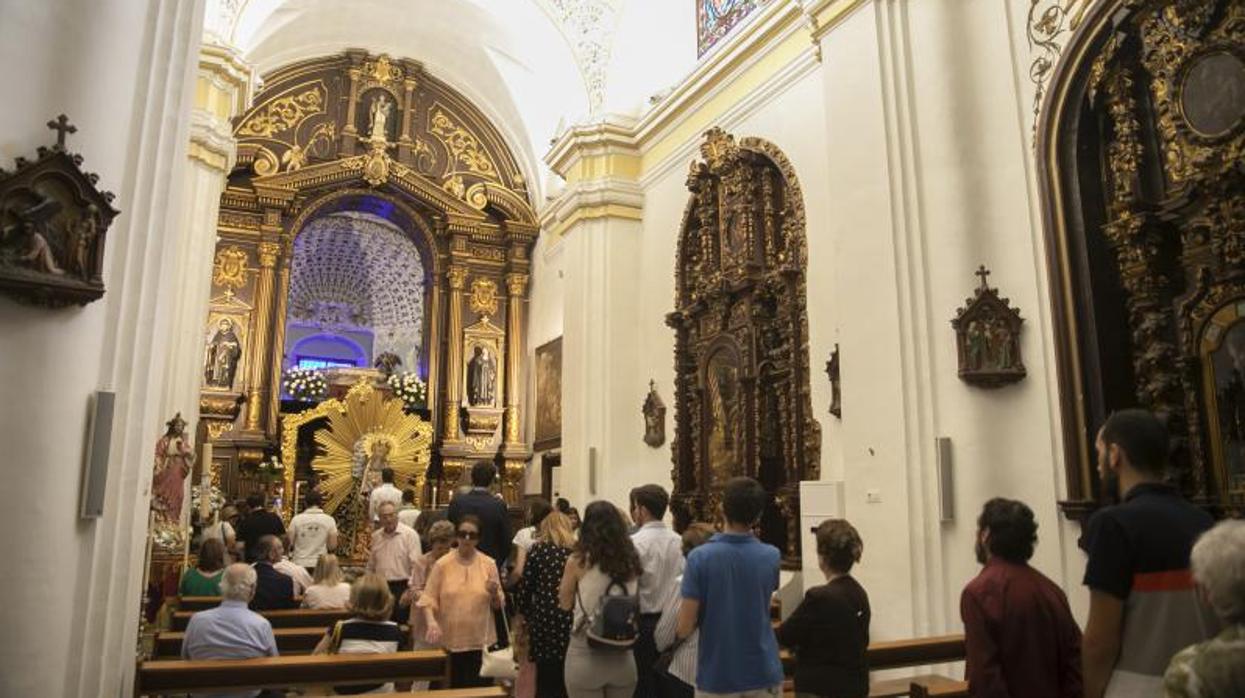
[505,272,529,297]
[447,265,469,290]
[257,241,280,268]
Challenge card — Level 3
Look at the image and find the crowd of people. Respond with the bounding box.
[177,409,1244,698]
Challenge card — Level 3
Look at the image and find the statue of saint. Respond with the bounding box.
[367,93,394,143]
[204,319,243,389]
[151,413,194,524]
[467,345,497,406]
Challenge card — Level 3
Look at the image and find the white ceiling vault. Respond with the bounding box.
[203,0,697,203]
[287,211,426,364]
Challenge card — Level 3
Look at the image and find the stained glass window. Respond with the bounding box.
[697,0,772,56]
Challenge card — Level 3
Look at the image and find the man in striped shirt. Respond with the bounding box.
[1081,409,1220,698]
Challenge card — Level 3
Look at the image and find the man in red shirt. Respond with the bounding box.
[960,498,1082,698]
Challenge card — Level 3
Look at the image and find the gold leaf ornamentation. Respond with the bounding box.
[213,246,249,296]
[237,86,326,138]
[469,278,499,318]
[429,108,499,181]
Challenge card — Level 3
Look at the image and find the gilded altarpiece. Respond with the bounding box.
[667,129,820,565]
[1039,0,1245,516]
[199,51,539,515]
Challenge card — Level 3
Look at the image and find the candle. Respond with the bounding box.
[199,442,213,520]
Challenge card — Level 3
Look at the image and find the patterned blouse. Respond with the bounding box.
[516,541,573,662]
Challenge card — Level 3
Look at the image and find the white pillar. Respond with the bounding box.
[162,43,254,428]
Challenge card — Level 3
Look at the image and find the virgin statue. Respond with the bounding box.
[151,413,194,524]
[367,93,394,143]
[338,437,393,559]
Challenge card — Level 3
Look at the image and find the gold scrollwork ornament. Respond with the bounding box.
[237,87,326,139]
[213,247,249,298]
[469,278,499,318]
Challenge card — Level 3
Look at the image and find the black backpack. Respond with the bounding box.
[576,578,639,651]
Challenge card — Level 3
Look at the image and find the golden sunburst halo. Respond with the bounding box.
[283,379,432,517]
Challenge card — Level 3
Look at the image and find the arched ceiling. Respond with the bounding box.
[203,0,698,202]
[287,211,425,360]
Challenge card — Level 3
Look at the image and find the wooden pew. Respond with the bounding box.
[154,627,325,658]
[171,607,350,631]
[177,595,304,611]
[910,680,969,698]
[408,689,508,698]
[780,634,966,698]
[135,649,448,696]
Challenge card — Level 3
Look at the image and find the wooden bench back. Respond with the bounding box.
[171,607,349,631]
[909,680,969,698]
[154,627,325,658]
[136,649,448,695]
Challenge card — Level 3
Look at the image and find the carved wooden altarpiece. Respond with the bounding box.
[1039,0,1245,516]
[0,115,118,307]
[667,128,820,565]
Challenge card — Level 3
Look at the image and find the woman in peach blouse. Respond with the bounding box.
[419,514,505,688]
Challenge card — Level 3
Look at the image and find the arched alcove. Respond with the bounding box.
[1037,0,1245,516]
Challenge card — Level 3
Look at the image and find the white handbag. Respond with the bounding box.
[479,607,518,680]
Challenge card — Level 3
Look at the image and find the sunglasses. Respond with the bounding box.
[457,530,479,540]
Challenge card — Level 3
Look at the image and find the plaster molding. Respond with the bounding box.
[188,109,238,172]
[535,0,622,114]
[544,113,640,183]
[538,176,644,238]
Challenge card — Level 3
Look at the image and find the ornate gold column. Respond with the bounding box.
[503,272,528,446]
[443,264,469,441]
[266,241,293,433]
[245,236,281,432]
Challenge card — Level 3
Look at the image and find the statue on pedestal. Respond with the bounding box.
[204,319,243,390]
[151,413,194,525]
[467,345,497,406]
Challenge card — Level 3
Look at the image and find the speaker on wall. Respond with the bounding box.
[79,390,115,519]
[936,436,954,523]
[588,446,598,496]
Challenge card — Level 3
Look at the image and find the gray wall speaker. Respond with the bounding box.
[79,390,115,519]
[588,446,598,496]
[936,436,954,523]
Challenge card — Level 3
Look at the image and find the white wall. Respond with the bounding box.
[0,1,203,695]
[527,0,1087,647]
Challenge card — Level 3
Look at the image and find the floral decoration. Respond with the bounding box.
[387,371,428,410]
[190,484,226,514]
[283,367,328,401]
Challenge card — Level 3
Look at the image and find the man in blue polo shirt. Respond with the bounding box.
[677,476,783,698]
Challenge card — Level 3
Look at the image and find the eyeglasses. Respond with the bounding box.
[457,530,479,540]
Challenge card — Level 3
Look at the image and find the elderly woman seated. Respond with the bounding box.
[1164,519,1245,697]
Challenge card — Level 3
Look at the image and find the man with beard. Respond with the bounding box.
[960,498,1081,698]
[1081,409,1220,698]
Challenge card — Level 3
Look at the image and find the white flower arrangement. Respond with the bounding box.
[151,523,185,552]
[282,367,327,401]
[387,371,427,410]
[190,484,225,514]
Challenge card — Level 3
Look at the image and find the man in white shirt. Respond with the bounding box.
[630,484,685,698]
[288,490,338,572]
[264,536,314,596]
[367,501,421,623]
[368,468,404,527]
[397,488,421,530]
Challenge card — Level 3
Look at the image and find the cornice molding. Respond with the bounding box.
[538,176,644,238]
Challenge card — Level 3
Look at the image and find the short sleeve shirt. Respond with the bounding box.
[682,532,784,693]
[288,507,338,567]
[1081,483,1219,682]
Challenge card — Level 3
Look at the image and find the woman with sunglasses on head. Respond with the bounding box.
[418,514,505,687]
[558,501,643,698]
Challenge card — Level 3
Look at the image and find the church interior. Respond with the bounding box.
[1,0,1243,696]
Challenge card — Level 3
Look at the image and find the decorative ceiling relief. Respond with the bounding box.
[287,211,426,367]
[540,0,620,113]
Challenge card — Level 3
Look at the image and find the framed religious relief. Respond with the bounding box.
[0,116,119,307]
[1201,301,1245,498]
[952,266,1026,388]
[534,337,563,451]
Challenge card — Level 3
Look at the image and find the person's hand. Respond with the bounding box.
[425,621,442,644]
[399,589,413,607]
